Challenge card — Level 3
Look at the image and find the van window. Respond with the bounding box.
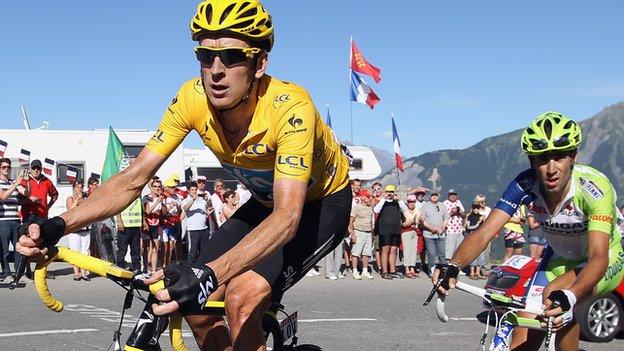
[122,144,144,161]
[57,162,86,186]
[350,158,363,171]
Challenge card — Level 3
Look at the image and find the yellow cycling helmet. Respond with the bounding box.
[190,0,274,52]
[520,111,582,155]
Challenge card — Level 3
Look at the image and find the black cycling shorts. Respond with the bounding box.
[379,234,400,247]
[142,225,159,241]
[199,185,352,301]
[504,238,525,249]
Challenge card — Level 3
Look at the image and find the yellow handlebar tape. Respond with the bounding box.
[35,247,134,313]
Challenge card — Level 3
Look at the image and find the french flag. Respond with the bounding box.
[350,70,380,110]
[43,158,55,176]
[19,149,31,166]
[0,140,7,157]
[66,165,78,183]
[391,114,404,172]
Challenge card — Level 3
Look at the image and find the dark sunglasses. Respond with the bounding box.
[31,167,42,171]
[0,165,10,169]
[194,46,261,68]
[530,136,572,152]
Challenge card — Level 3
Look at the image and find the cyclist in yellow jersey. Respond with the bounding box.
[17,1,352,349]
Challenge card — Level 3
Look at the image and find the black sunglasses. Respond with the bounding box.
[530,136,572,151]
[194,46,261,68]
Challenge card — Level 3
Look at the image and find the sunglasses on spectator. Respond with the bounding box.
[31,167,41,171]
[215,184,224,188]
[194,46,261,68]
[407,200,416,203]
[0,165,10,169]
[197,179,206,183]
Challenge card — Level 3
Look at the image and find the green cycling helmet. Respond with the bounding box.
[521,111,582,155]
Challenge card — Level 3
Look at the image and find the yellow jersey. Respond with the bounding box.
[146,75,350,206]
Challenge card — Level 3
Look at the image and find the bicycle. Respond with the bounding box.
[20,246,318,351]
[424,279,558,351]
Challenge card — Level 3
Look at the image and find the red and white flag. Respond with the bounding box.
[43,158,55,176]
[349,70,380,109]
[19,149,31,166]
[350,39,381,83]
[0,140,7,157]
[66,165,78,183]
[391,114,404,172]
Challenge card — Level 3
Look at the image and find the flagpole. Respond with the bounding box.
[349,36,354,144]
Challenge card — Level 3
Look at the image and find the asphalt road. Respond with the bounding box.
[0,263,622,351]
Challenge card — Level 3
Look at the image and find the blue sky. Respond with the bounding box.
[1,1,623,158]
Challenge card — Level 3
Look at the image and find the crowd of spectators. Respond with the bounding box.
[0,159,577,285]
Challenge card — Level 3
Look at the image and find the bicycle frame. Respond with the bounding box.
[434,281,554,351]
[30,246,300,351]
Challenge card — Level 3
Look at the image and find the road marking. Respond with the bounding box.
[299,318,377,323]
[450,317,479,321]
[0,329,98,338]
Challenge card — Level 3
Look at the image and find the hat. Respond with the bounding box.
[407,194,417,202]
[170,173,180,181]
[358,189,371,197]
[163,178,177,188]
[385,185,396,192]
[448,188,457,195]
[413,186,427,194]
[196,175,207,181]
[30,159,42,168]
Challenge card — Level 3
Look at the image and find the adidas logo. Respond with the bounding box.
[191,267,203,279]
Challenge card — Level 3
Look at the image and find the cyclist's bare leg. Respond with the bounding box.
[510,324,545,350]
[224,270,273,351]
[185,284,232,351]
[555,321,580,351]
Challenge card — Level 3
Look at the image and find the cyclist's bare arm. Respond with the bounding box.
[208,178,306,284]
[18,149,165,255]
[542,230,609,316]
[434,209,510,293]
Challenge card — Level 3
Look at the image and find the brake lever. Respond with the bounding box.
[9,253,28,290]
[423,281,442,306]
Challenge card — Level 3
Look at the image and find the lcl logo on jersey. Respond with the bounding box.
[151,129,165,143]
[273,93,290,108]
[244,143,275,156]
[276,155,309,177]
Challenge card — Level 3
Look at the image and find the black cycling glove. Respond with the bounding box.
[20,216,66,247]
[164,263,218,315]
[435,263,460,290]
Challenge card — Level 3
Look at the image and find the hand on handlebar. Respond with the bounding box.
[540,289,577,331]
[145,263,218,316]
[432,263,460,296]
[16,216,66,261]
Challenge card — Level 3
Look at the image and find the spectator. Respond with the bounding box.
[369,181,383,272]
[473,194,492,269]
[421,192,449,274]
[211,178,226,226]
[401,194,422,278]
[503,204,527,261]
[410,187,428,275]
[115,196,143,273]
[348,189,375,280]
[183,182,211,263]
[162,177,183,267]
[0,158,26,281]
[20,159,58,219]
[220,189,239,223]
[235,182,251,206]
[351,179,362,204]
[142,178,165,274]
[196,175,218,234]
[443,188,465,262]
[373,184,407,280]
[88,177,115,263]
[20,159,58,280]
[464,203,486,279]
[527,212,545,259]
[66,181,92,281]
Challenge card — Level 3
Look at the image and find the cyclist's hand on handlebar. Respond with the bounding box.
[145,263,218,316]
[432,263,460,296]
[16,216,66,261]
[540,289,577,331]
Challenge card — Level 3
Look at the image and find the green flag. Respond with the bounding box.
[101,126,128,183]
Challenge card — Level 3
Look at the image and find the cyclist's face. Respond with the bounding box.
[530,151,576,194]
[198,36,267,110]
